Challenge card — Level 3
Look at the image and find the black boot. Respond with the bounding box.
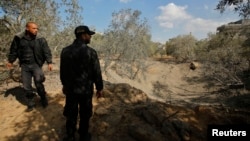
[26,98,35,111]
[64,107,77,141]
[79,116,91,141]
[36,83,48,108]
[63,135,75,141]
[26,92,36,111]
[64,125,76,141]
[37,89,48,108]
[40,96,48,108]
[79,133,91,141]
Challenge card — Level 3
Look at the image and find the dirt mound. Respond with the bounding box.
[0,59,250,141]
[0,81,249,141]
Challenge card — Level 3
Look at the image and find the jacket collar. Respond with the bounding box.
[73,39,87,47]
[15,31,42,39]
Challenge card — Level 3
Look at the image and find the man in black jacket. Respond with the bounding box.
[60,25,103,141]
[6,22,53,111]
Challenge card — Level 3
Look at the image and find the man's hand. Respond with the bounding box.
[48,64,53,71]
[6,62,13,69]
[96,90,103,99]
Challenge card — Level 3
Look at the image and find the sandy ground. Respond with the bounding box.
[0,58,247,141]
[103,60,222,106]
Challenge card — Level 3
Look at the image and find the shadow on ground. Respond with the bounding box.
[2,86,66,141]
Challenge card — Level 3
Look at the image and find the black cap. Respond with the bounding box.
[74,25,95,35]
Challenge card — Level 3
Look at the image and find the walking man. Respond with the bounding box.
[7,21,53,111]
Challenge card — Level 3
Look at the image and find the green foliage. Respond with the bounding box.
[197,31,249,87]
[98,8,152,79]
[0,19,12,56]
[193,38,210,62]
[216,0,250,19]
[90,32,104,52]
[0,0,82,57]
[241,29,250,64]
[149,42,165,57]
[165,34,198,62]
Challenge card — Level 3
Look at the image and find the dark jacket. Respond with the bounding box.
[8,32,52,67]
[60,39,103,93]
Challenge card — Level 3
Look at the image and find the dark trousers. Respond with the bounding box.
[63,91,93,137]
[21,63,46,99]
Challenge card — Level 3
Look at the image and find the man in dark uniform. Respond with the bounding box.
[6,21,53,111]
[60,25,103,141]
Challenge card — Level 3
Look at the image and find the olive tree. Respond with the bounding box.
[213,0,250,89]
[0,0,82,56]
[216,0,250,19]
[165,34,198,63]
[99,8,151,79]
[195,31,249,91]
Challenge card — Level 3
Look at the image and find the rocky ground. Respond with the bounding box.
[0,58,249,141]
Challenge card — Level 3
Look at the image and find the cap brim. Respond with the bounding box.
[89,31,95,35]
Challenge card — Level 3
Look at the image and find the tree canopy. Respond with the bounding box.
[216,0,250,19]
[0,0,83,55]
[98,8,152,79]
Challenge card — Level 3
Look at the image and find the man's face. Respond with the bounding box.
[26,23,38,36]
[81,33,92,44]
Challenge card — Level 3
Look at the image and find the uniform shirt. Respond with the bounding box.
[60,39,103,94]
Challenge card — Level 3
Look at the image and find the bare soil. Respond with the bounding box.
[0,58,249,141]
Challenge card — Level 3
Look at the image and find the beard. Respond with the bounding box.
[26,30,37,38]
[84,39,90,44]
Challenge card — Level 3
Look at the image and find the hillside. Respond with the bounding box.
[0,59,250,141]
